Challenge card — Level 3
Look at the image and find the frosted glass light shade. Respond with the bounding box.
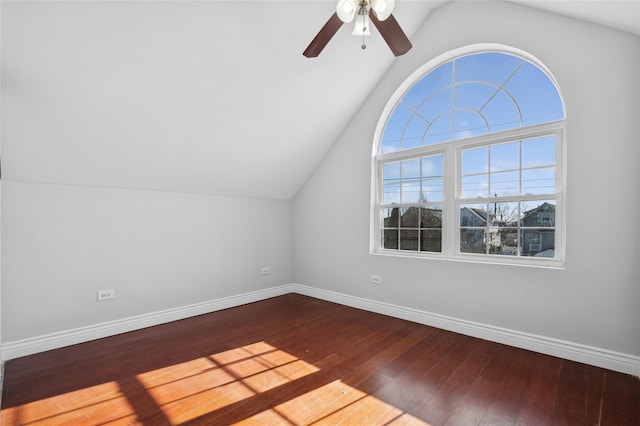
[336,0,358,23]
[352,13,371,36]
[370,0,395,21]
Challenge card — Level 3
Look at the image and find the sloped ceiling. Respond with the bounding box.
[2,1,638,200]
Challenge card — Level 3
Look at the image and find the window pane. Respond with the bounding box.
[404,62,452,110]
[383,184,400,204]
[522,135,556,168]
[460,229,486,254]
[521,229,555,257]
[494,228,519,255]
[400,207,420,228]
[522,167,555,195]
[399,230,419,251]
[485,227,503,254]
[382,162,401,204]
[455,82,495,110]
[490,171,519,196]
[461,175,488,198]
[402,114,428,150]
[522,200,556,227]
[503,62,564,126]
[423,112,452,145]
[383,229,398,249]
[418,88,453,123]
[402,181,420,203]
[490,141,519,172]
[401,159,421,203]
[382,207,400,227]
[492,201,519,226]
[381,104,412,153]
[453,109,488,140]
[402,158,421,179]
[460,204,488,227]
[462,146,488,175]
[383,162,400,180]
[420,207,442,229]
[421,230,442,252]
[422,178,443,202]
[422,155,443,178]
[420,155,444,202]
[455,53,524,86]
[482,90,521,132]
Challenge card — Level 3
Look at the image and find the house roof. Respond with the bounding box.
[3,1,637,200]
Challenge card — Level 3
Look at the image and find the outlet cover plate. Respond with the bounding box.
[97,289,115,301]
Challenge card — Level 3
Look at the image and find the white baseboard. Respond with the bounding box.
[1,284,294,361]
[290,284,640,377]
[2,283,638,377]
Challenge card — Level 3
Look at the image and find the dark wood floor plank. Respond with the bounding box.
[600,369,640,426]
[583,365,606,426]
[443,343,517,425]
[514,352,563,426]
[479,346,548,425]
[196,315,427,425]
[416,339,497,425]
[478,345,537,425]
[385,334,485,422]
[371,329,467,411]
[550,360,589,426]
[2,294,639,426]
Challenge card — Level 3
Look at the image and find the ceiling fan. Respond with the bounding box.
[303,0,412,58]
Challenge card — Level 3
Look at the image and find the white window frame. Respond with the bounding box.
[370,45,566,268]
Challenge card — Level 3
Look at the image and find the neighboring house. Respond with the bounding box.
[383,206,442,251]
[460,207,490,227]
[386,203,555,256]
[460,204,555,256]
[521,202,556,256]
[459,207,502,254]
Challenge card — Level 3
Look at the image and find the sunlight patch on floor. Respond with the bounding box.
[1,341,432,425]
[136,341,320,424]
[0,380,138,425]
[233,379,432,426]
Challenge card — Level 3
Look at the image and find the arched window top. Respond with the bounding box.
[380,50,565,154]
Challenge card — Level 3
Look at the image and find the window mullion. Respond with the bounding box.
[372,49,565,266]
[444,144,457,257]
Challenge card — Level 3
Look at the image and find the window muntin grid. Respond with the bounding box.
[374,49,565,266]
[381,154,444,252]
[380,52,564,154]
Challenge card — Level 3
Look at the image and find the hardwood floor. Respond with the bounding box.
[1,294,638,425]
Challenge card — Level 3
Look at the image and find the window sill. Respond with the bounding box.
[370,249,565,270]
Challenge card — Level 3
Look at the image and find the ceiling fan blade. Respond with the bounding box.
[303,12,344,58]
[369,11,412,56]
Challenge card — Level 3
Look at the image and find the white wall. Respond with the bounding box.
[2,181,292,342]
[294,1,640,359]
[1,1,297,348]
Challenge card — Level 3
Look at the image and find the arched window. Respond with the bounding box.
[372,46,565,267]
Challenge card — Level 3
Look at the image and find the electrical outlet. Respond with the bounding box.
[371,275,381,285]
[261,267,270,275]
[97,289,115,301]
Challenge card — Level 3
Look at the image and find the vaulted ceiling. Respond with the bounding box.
[2,1,638,200]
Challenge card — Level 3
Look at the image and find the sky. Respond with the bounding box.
[378,51,564,254]
[380,51,564,206]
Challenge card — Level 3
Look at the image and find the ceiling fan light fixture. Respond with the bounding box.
[336,0,357,23]
[371,0,395,21]
[352,13,371,36]
[303,0,411,58]
[352,4,371,36]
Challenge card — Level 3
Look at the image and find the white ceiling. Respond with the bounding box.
[3,1,638,200]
